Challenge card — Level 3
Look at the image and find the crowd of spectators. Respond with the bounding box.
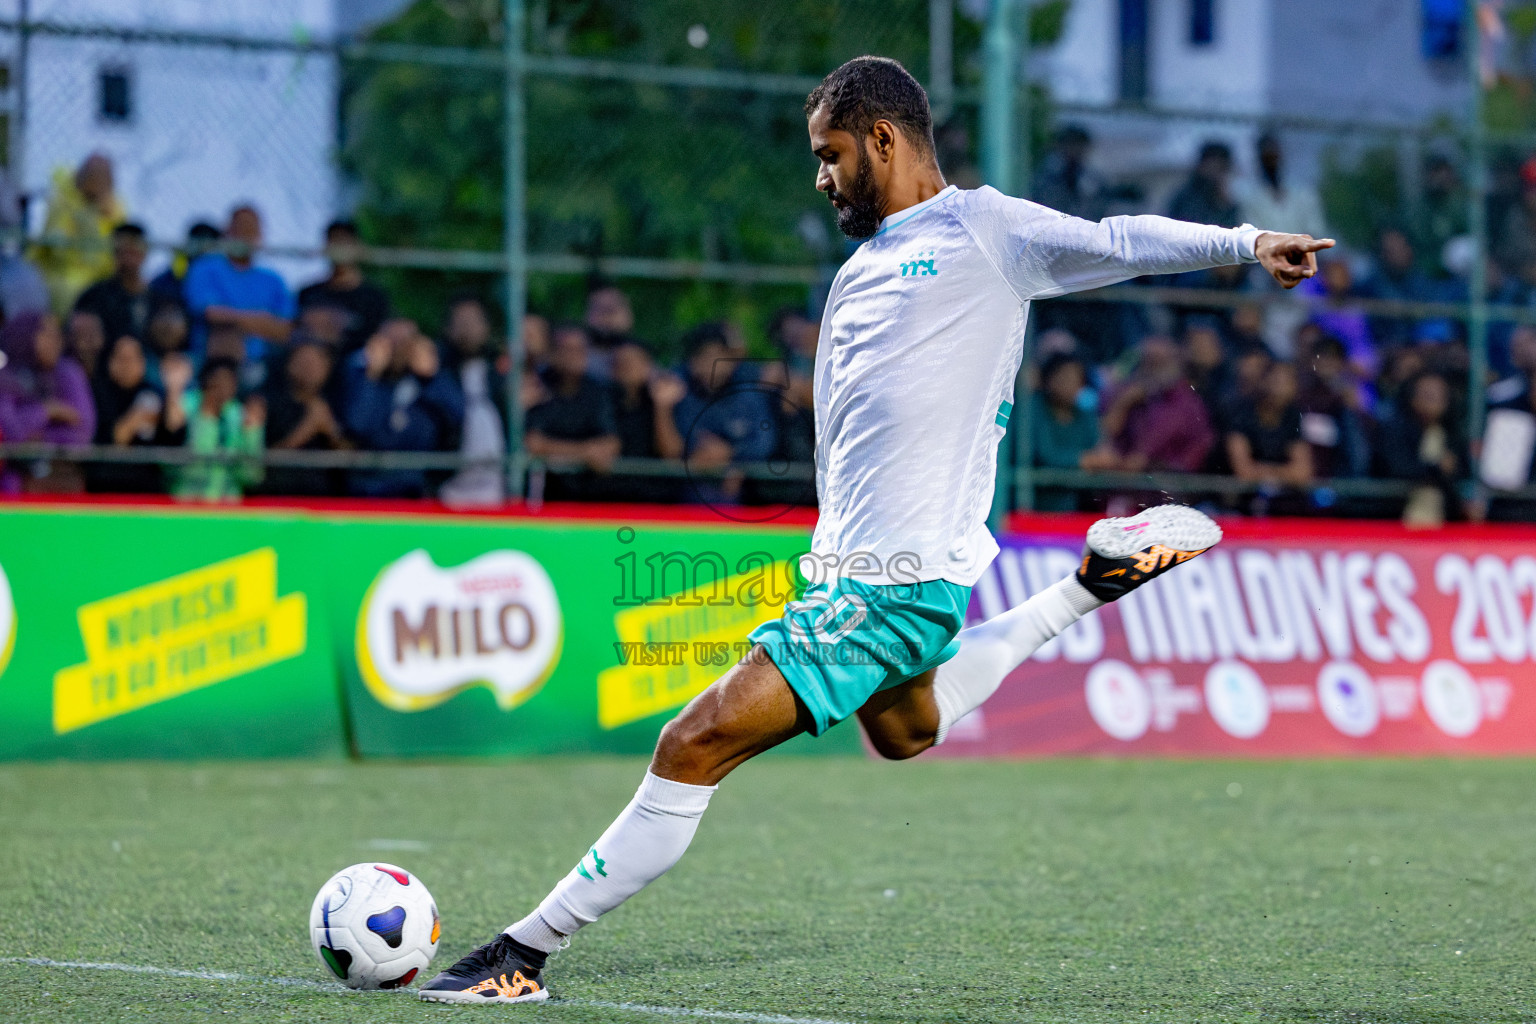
[0,153,817,508]
[2,141,1534,522]
[1027,127,1536,525]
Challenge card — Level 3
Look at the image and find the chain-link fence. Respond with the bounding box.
[0,0,1531,524]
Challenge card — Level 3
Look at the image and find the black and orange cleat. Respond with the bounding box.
[418,933,551,1005]
[1076,504,1222,603]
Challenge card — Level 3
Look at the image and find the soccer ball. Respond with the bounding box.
[309,862,440,989]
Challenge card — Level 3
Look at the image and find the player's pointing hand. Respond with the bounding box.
[1255,232,1336,289]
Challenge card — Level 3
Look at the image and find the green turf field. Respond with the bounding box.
[1,758,1532,1023]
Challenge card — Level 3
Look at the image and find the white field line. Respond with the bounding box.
[0,957,864,1024]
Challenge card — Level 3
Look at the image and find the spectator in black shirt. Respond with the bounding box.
[74,222,152,346]
[144,299,191,390]
[439,294,509,507]
[609,338,684,461]
[525,323,619,499]
[1226,360,1311,503]
[264,341,348,497]
[1182,319,1231,442]
[603,338,685,502]
[1298,333,1370,479]
[1375,371,1467,525]
[87,333,166,494]
[343,318,464,498]
[585,282,634,351]
[1168,141,1239,228]
[746,359,818,508]
[298,220,390,353]
[1033,124,1107,222]
[65,308,107,380]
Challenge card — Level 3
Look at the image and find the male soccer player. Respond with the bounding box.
[420,56,1333,1004]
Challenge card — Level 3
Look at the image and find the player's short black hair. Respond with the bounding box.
[325,219,359,239]
[112,222,147,241]
[805,56,935,157]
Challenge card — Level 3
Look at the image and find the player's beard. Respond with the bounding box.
[832,149,882,239]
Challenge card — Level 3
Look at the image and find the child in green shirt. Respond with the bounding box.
[164,355,265,501]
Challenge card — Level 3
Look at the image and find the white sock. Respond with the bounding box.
[506,771,716,952]
[932,576,1102,744]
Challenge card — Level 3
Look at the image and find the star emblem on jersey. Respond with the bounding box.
[1075,505,1223,602]
[898,249,939,277]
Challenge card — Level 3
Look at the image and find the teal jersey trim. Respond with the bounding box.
[995,399,1014,427]
[872,188,960,238]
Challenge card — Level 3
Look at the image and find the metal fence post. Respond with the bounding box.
[929,0,954,123]
[1465,0,1489,472]
[983,0,1016,532]
[14,0,29,223]
[503,0,528,499]
[1013,10,1034,515]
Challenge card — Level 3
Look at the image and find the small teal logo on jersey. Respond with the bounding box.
[899,250,938,277]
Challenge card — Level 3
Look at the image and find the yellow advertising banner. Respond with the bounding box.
[53,548,308,734]
[596,560,794,730]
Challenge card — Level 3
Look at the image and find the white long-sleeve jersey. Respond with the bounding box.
[809,184,1260,587]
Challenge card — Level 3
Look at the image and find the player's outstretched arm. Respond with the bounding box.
[1254,232,1335,289]
[1010,211,1264,300]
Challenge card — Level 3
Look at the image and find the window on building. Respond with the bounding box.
[1421,0,1461,59]
[1119,0,1150,103]
[1189,0,1215,46]
[99,67,131,123]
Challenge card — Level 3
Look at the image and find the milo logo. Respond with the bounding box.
[356,550,563,712]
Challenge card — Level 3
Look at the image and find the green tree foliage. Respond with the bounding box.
[343,0,984,348]
[1319,144,1403,250]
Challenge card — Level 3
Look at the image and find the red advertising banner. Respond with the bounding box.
[933,515,1536,757]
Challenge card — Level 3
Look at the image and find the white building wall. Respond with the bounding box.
[4,0,338,284]
[1149,0,1269,114]
[1266,0,1467,122]
[1041,0,1118,106]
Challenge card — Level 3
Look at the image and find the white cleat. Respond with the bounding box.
[1076,504,1223,602]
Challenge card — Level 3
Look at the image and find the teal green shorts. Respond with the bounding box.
[748,577,972,736]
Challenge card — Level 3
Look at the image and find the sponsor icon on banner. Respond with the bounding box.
[1204,661,1270,739]
[1420,660,1482,737]
[52,548,308,734]
[1085,660,1152,741]
[0,560,13,680]
[1317,661,1381,738]
[356,550,562,712]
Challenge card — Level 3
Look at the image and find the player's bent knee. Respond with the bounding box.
[866,724,935,761]
[654,710,733,777]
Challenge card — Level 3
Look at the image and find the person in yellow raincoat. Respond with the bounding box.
[31,153,127,314]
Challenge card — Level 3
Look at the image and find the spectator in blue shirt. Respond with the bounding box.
[183,206,294,375]
[342,317,463,498]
